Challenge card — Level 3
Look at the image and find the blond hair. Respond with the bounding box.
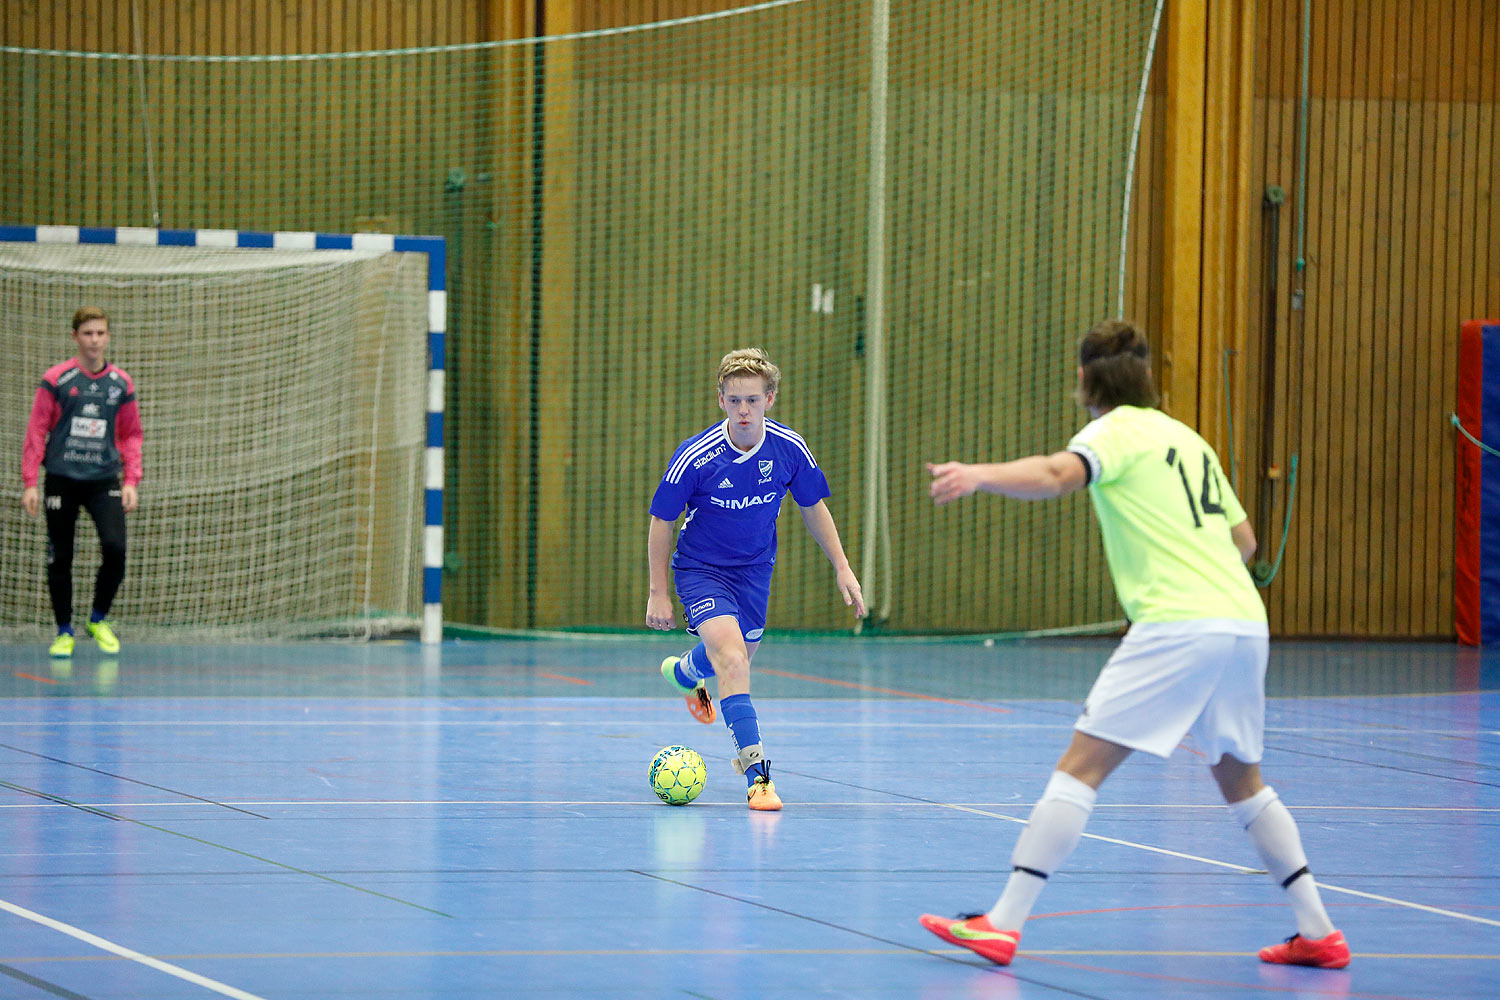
[72,306,109,331]
[716,347,781,396]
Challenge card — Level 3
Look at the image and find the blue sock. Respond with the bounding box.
[89,609,106,624]
[57,624,73,636]
[674,643,717,688]
[720,693,766,785]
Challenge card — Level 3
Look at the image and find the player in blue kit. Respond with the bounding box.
[647,348,865,811]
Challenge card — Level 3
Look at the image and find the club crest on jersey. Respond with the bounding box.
[758,459,773,484]
[107,386,122,402]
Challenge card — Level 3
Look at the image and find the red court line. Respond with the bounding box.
[14,673,57,685]
[757,667,1010,713]
[536,672,592,686]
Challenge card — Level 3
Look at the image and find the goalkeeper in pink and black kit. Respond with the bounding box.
[20,306,142,657]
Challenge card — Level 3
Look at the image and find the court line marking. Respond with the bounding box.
[2,799,1498,812]
[0,780,119,820]
[0,898,267,999]
[1267,745,1500,790]
[625,874,1484,1000]
[4,947,1496,962]
[942,803,1500,928]
[1025,952,1426,1000]
[627,871,1110,999]
[0,782,452,917]
[0,744,269,819]
[0,719,1488,734]
[1298,731,1500,767]
[757,667,1013,712]
[0,960,93,999]
[535,672,591,686]
[13,673,58,685]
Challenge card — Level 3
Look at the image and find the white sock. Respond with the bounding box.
[1229,786,1336,939]
[987,771,1097,931]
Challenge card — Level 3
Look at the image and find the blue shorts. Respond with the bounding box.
[673,556,772,642]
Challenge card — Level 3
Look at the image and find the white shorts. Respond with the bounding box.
[1074,620,1269,763]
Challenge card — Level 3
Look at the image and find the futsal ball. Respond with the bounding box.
[649,745,707,805]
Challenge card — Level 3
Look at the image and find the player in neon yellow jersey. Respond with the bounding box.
[918,319,1349,971]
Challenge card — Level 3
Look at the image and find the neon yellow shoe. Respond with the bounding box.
[660,655,715,723]
[86,620,121,654]
[49,632,75,658]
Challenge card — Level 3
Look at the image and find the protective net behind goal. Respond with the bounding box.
[2,0,1163,634]
[0,242,428,641]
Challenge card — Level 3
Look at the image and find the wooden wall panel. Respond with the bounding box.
[5,0,1496,635]
[1247,0,1500,636]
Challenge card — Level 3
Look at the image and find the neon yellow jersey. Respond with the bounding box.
[1067,406,1265,624]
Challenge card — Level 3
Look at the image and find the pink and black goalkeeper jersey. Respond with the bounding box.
[22,359,143,487]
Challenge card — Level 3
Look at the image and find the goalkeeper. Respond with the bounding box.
[20,307,143,657]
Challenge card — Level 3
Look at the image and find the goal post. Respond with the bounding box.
[0,224,446,644]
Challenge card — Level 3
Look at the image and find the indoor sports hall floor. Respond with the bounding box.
[0,635,1495,999]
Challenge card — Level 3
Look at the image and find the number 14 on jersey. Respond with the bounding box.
[1167,447,1225,527]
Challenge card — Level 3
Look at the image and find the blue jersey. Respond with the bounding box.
[651,417,831,567]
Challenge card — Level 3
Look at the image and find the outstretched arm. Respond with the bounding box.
[928,451,1088,505]
[797,500,866,618]
[646,515,678,630]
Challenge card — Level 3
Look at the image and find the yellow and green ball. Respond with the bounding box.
[649,745,707,805]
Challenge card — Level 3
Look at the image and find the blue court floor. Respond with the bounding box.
[0,636,1496,999]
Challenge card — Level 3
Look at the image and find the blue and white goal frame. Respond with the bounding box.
[0,224,447,645]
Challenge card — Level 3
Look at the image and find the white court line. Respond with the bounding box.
[1314,884,1500,924]
[3,798,1495,935]
[943,803,1500,929]
[2,799,1499,812]
[14,799,1491,937]
[0,898,267,999]
[0,719,1490,735]
[4,946,1499,962]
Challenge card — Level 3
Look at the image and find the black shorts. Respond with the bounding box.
[43,473,126,559]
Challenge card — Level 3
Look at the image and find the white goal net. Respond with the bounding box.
[0,241,428,641]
